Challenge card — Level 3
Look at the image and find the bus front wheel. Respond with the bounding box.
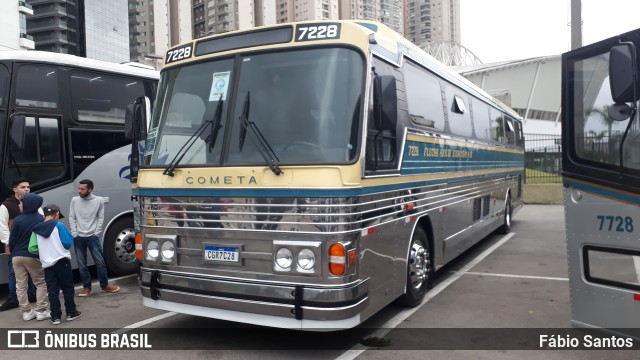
[396,227,433,307]
[103,217,138,276]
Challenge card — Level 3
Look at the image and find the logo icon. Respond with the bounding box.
[7,330,39,348]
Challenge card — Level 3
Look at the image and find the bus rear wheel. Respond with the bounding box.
[497,195,512,234]
[396,227,433,307]
[104,217,138,276]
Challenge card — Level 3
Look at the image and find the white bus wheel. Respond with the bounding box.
[104,217,138,276]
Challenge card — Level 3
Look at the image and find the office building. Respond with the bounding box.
[26,0,130,63]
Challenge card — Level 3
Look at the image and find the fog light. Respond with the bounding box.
[146,240,159,260]
[275,248,293,269]
[297,249,315,270]
[161,241,175,262]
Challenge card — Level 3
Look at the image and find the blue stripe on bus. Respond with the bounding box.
[134,170,524,198]
[400,141,524,175]
[564,179,640,205]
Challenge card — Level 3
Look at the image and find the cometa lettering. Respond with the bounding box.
[185,176,258,185]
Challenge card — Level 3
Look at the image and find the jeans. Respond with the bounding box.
[7,256,36,303]
[44,258,77,319]
[74,235,108,289]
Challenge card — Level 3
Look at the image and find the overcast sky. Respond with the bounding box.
[460,0,640,63]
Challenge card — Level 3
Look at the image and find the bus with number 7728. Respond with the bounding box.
[128,20,524,330]
[561,27,640,337]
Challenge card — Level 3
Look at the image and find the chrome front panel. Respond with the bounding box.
[139,269,369,321]
[138,168,522,326]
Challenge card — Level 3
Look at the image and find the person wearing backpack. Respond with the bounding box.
[31,204,82,325]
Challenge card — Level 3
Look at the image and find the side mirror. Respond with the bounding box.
[609,43,638,104]
[373,75,398,131]
[125,96,149,141]
[9,114,26,149]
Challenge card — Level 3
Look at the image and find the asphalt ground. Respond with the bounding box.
[0,205,637,359]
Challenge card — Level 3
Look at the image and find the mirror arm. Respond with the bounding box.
[618,55,638,179]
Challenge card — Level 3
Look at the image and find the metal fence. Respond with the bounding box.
[524,133,562,183]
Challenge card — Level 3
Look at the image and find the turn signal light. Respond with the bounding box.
[135,233,143,260]
[329,243,346,276]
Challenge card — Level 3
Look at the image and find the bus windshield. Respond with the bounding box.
[145,47,364,167]
[571,52,640,172]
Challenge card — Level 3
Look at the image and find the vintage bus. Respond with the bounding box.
[0,51,158,280]
[561,27,640,334]
[130,20,524,330]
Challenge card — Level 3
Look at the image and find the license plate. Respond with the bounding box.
[204,246,239,263]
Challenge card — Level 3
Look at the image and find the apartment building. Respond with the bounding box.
[0,1,35,50]
[405,0,460,46]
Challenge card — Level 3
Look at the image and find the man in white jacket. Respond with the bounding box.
[69,179,119,297]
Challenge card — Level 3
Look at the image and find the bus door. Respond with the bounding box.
[561,28,640,334]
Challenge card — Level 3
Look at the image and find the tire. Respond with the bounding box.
[396,227,433,307]
[103,217,138,276]
[497,195,512,234]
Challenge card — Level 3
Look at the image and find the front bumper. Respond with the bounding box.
[139,268,369,329]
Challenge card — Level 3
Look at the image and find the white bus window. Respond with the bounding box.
[11,117,38,163]
[70,70,146,124]
[472,98,491,141]
[585,247,640,290]
[15,65,59,109]
[403,61,445,130]
[6,116,65,190]
[39,117,62,163]
[446,85,472,137]
[70,130,129,178]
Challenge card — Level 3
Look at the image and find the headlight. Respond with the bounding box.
[146,240,159,260]
[297,249,315,270]
[160,241,175,262]
[275,248,293,269]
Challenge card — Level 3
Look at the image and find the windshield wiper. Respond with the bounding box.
[238,92,282,176]
[163,118,213,177]
[207,95,224,152]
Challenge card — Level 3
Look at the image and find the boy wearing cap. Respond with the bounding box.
[32,204,82,325]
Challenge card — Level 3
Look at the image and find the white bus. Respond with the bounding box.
[0,51,158,281]
[561,27,640,336]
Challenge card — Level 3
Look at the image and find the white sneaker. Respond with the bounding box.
[36,310,51,321]
[23,309,36,321]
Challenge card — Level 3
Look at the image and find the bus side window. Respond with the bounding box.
[5,116,66,192]
[446,85,472,138]
[504,116,516,145]
[472,99,492,141]
[403,60,445,131]
[489,109,505,143]
[70,130,130,179]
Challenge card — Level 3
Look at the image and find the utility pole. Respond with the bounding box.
[570,0,582,49]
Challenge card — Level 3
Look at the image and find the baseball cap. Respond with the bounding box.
[43,204,65,219]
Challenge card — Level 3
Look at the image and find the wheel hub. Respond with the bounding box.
[114,228,137,263]
[409,242,430,290]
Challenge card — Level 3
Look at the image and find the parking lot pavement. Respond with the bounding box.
[0,205,637,359]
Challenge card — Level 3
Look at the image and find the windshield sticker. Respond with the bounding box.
[144,128,158,156]
[209,72,231,101]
